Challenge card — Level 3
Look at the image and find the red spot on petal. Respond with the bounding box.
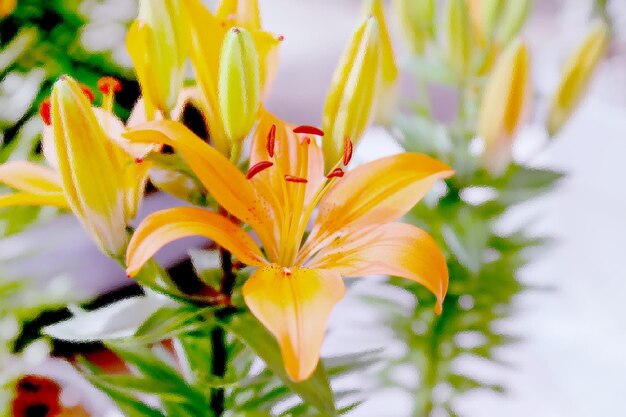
[343,136,353,166]
[293,125,324,136]
[301,136,311,145]
[266,124,276,157]
[285,175,308,183]
[326,167,345,179]
[97,76,122,95]
[80,84,95,102]
[247,160,274,179]
[39,99,51,126]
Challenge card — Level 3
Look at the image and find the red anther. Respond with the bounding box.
[134,158,144,164]
[278,35,285,41]
[343,136,353,166]
[301,136,311,145]
[284,175,308,183]
[293,125,324,136]
[326,167,345,179]
[232,27,241,33]
[39,99,51,126]
[247,160,274,179]
[80,84,95,102]
[98,76,122,95]
[266,124,276,157]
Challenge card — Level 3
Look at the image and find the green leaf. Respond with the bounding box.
[132,304,212,344]
[223,313,337,416]
[106,344,208,408]
[78,358,166,417]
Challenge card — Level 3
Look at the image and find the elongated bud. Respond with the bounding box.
[218,27,261,145]
[547,21,609,137]
[366,0,399,125]
[51,76,127,256]
[445,0,473,78]
[493,0,532,45]
[322,17,381,171]
[217,0,261,31]
[478,39,531,175]
[393,0,435,54]
[127,0,186,118]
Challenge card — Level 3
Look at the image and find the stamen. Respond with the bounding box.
[135,158,144,164]
[284,175,308,183]
[39,99,51,126]
[343,136,353,166]
[278,35,285,41]
[247,160,274,179]
[266,124,276,157]
[326,167,345,179]
[97,76,122,95]
[80,85,95,102]
[293,125,324,136]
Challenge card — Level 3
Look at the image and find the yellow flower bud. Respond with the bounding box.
[322,17,381,171]
[216,0,261,31]
[50,77,128,257]
[393,0,435,54]
[366,0,399,125]
[493,0,532,45]
[127,0,187,119]
[445,0,474,78]
[478,39,531,175]
[218,27,261,146]
[547,21,609,137]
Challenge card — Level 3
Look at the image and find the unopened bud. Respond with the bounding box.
[218,27,261,145]
[322,17,381,171]
[547,21,609,137]
[478,40,531,175]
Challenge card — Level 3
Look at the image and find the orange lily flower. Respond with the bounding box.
[124,111,453,381]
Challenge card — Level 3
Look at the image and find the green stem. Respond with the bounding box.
[210,222,238,416]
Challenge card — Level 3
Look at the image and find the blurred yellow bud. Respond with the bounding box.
[366,0,399,125]
[217,0,261,31]
[0,0,16,18]
[478,39,531,175]
[322,17,381,171]
[445,0,473,78]
[547,21,609,137]
[467,0,531,46]
[218,27,261,146]
[393,0,435,54]
[127,0,187,119]
[493,0,532,45]
[51,77,128,257]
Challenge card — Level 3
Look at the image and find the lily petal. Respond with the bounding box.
[126,207,266,276]
[243,265,345,381]
[308,222,448,314]
[123,120,275,250]
[0,161,63,194]
[307,153,453,248]
[0,192,68,209]
[182,0,230,154]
